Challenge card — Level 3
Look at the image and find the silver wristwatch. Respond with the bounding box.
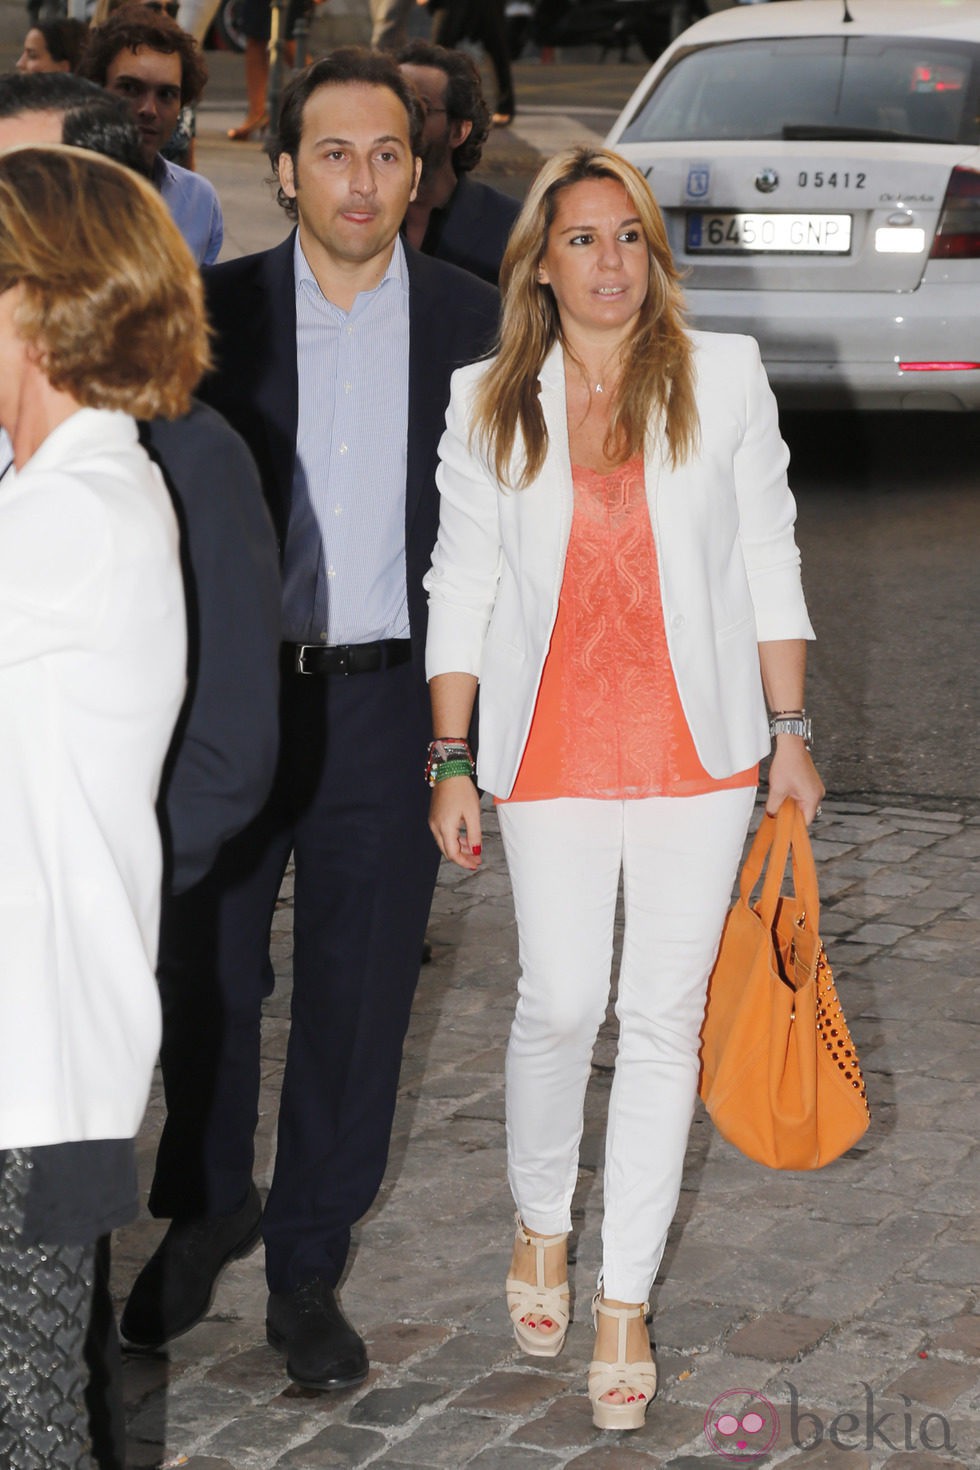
[769,714,812,750]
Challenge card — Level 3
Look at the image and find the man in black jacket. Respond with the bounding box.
[399,38,520,285]
[122,48,498,1392]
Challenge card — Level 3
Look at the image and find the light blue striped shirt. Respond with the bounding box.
[281,233,411,645]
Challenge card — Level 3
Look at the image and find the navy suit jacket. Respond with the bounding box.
[423,173,521,286]
[198,231,499,698]
[142,403,281,893]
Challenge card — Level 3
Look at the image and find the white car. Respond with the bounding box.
[606,0,980,409]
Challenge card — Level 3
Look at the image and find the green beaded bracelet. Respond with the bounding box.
[432,757,475,785]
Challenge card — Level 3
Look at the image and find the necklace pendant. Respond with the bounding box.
[594,382,603,394]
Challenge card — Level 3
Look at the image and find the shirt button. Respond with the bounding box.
[344,382,352,394]
[339,443,348,455]
[327,565,336,579]
[334,505,342,516]
[671,613,685,630]
[346,326,354,336]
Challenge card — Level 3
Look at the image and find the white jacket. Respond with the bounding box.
[425,332,815,798]
[0,410,186,1150]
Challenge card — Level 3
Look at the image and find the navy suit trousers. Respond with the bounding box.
[151,658,439,1292]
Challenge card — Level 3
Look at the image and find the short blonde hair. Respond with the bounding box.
[0,144,209,418]
[473,145,699,487]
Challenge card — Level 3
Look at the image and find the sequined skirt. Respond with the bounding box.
[0,1149,96,1468]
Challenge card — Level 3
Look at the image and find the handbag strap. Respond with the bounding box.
[739,801,820,931]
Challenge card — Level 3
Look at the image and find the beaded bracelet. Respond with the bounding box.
[425,738,475,788]
[432,758,476,784]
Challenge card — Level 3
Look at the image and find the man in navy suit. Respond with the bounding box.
[122,47,498,1390]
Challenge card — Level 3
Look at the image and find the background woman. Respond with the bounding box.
[0,144,208,1466]
[17,16,89,73]
[425,146,824,1431]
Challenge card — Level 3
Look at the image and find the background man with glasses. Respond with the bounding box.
[399,39,520,285]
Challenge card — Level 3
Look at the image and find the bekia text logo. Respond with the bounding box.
[704,1390,780,1459]
[704,1382,957,1456]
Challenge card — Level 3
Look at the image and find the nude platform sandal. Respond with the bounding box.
[588,1294,658,1431]
[504,1214,571,1358]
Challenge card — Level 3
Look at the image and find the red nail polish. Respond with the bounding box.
[472,844,481,855]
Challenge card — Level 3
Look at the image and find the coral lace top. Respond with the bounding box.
[501,455,758,803]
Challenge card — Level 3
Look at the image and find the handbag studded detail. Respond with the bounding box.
[698,801,869,1171]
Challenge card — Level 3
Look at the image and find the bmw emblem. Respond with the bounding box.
[755,168,779,194]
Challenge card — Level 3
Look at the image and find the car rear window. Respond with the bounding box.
[619,36,980,146]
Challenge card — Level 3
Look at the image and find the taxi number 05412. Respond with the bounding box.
[798,171,866,188]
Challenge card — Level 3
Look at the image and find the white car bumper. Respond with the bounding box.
[684,280,980,410]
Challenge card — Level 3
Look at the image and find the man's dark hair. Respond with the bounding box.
[0,71,147,174]
[0,69,100,117]
[63,92,148,174]
[272,48,423,218]
[78,9,208,108]
[34,17,89,72]
[397,39,490,176]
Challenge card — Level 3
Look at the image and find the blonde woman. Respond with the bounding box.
[0,144,208,1465]
[425,146,824,1431]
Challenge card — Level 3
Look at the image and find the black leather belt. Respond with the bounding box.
[284,639,412,676]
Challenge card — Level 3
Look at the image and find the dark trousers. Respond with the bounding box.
[432,0,515,117]
[149,658,439,1292]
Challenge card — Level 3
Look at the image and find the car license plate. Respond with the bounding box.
[687,212,852,254]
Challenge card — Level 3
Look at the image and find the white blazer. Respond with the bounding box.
[425,332,815,799]
[0,410,186,1150]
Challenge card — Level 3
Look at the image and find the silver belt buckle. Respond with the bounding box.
[294,643,316,675]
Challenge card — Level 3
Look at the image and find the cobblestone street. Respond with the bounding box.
[115,799,980,1469]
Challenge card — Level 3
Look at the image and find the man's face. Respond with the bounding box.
[278,82,421,270]
[105,45,182,168]
[398,63,454,180]
[0,110,63,148]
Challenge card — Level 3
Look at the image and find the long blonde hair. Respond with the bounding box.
[472,146,699,488]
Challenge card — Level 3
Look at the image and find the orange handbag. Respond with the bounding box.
[698,800,869,1170]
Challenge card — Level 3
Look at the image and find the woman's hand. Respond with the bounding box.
[766,737,826,825]
[429,776,483,870]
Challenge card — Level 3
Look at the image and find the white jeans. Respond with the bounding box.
[498,789,755,1304]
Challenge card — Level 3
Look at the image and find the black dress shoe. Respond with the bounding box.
[120,1183,263,1349]
[266,1278,368,1390]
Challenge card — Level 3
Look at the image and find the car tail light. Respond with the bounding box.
[930,167,980,258]
[898,361,980,371]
